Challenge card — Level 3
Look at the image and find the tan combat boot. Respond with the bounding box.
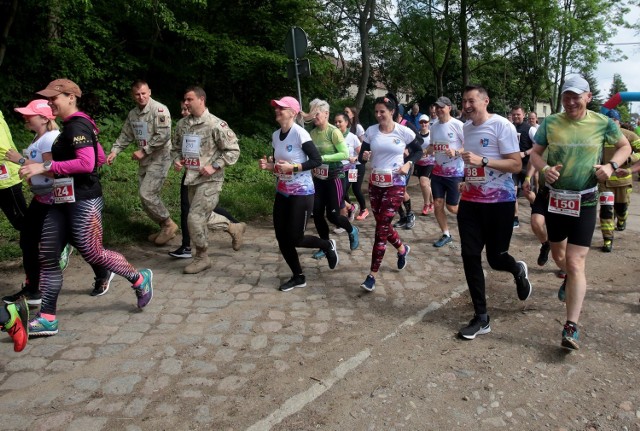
[227,222,247,251]
[148,232,160,243]
[183,247,211,274]
[154,219,178,245]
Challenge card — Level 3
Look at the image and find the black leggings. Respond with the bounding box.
[313,176,353,240]
[343,164,367,210]
[273,193,330,275]
[0,183,27,231]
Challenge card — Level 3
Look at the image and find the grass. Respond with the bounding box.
[0,118,277,260]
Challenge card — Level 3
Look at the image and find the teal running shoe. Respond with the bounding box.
[561,322,579,350]
[134,269,153,309]
[29,315,59,337]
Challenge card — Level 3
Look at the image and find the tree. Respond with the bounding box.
[608,73,631,121]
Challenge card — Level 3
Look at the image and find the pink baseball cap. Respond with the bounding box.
[271,96,300,114]
[14,99,55,120]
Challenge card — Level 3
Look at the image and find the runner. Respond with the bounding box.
[305,99,359,259]
[334,113,361,221]
[429,96,464,248]
[457,84,532,340]
[19,79,154,337]
[357,96,423,292]
[0,110,26,232]
[344,106,369,220]
[260,96,338,291]
[414,114,434,216]
[106,80,178,245]
[529,75,631,350]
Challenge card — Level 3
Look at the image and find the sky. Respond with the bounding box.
[595,8,640,113]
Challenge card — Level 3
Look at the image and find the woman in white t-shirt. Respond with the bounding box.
[335,113,365,221]
[260,96,338,292]
[357,96,423,292]
[3,100,60,306]
[344,106,369,220]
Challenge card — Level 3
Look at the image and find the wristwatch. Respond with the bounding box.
[609,161,619,170]
[481,157,489,167]
[18,158,26,166]
[43,160,53,171]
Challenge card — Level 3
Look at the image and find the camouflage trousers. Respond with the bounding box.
[138,154,171,224]
[207,211,231,231]
[599,184,631,241]
[188,180,223,249]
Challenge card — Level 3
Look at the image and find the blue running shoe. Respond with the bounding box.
[134,269,153,309]
[397,244,410,270]
[28,315,59,337]
[558,279,566,302]
[312,249,325,259]
[360,274,375,292]
[561,322,579,350]
[349,226,360,250]
[433,234,452,248]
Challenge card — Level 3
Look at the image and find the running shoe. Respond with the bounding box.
[394,217,408,228]
[557,270,567,279]
[3,298,29,352]
[28,314,59,337]
[59,244,73,272]
[513,218,520,229]
[169,245,192,259]
[356,208,369,220]
[561,322,579,350]
[405,212,416,229]
[349,226,360,250]
[459,315,491,340]
[326,239,339,270]
[558,278,567,302]
[422,204,429,215]
[312,249,326,260]
[601,240,612,253]
[279,274,306,292]
[397,244,410,270]
[348,203,359,222]
[333,227,346,234]
[3,285,41,306]
[514,261,532,300]
[426,203,434,215]
[91,271,115,297]
[537,241,550,266]
[433,234,452,248]
[133,269,153,309]
[616,220,626,231]
[360,274,375,292]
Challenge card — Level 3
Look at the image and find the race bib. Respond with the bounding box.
[348,168,358,183]
[312,164,329,180]
[274,164,293,181]
[53,177,75,203]
[370,169,393,187]
[132,121,149,148]
[464,165,486,184]
[182,134,201,171]
[0,163,8,180]
[433,142,450,153]
[548,189,580,217]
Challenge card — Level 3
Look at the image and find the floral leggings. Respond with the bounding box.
[368,184,406,273]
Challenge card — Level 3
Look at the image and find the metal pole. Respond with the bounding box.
[291,27,303,111]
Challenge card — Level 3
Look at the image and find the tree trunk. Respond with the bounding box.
[0,0,19,68]
[459,0,469,88]
[355,0,375,111]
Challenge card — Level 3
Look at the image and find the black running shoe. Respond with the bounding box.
[169,246,192,259]
[459,315,491,340]
[326,239,339,270]
[3,286,41,306]
[279,274,306,292]
[393,217,408,228]
[91,271,115,297]
[514,261,532,300]
[537,241,550,266]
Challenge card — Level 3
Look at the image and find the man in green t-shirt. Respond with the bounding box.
[530,75,631,351]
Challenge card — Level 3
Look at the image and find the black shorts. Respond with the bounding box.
[546,204,597,247]
[414,165,433,178]
[431,175,462,206]
[530,186,549,216]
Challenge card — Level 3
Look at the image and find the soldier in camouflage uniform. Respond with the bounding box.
[599,109,640,252]
[107,80,178,245]
[171,86,240,274]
